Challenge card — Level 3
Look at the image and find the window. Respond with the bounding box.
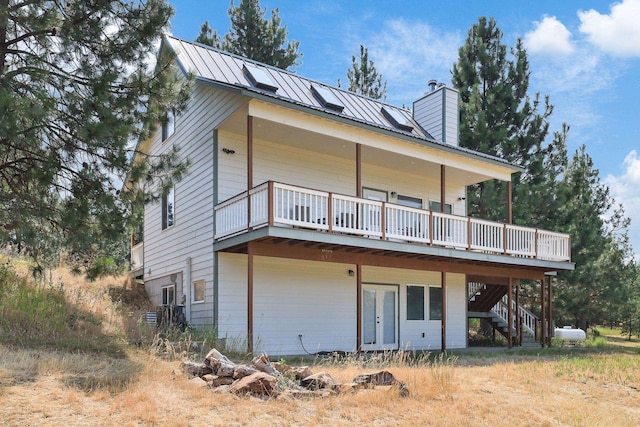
[381,106,414,132]
[428,200,452,214]
[243,63,278,92]
[162,186,175,229]
[362,187,388,202]
[397,195,423,209]
[311,84,344,112]
[429,286,442,320]
[162,109,175,141]
[162,285,176,305]
[406,285,425,320]
[193,280,205,303]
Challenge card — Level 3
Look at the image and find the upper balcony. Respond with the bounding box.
[215,181,571,263]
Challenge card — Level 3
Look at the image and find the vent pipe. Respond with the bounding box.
[428,79,437,92]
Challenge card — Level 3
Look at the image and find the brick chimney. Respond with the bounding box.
[413,80,459,146]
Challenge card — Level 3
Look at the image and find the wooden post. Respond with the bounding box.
[247,115,253,230]
[515,280,521,346]
[247,244,254,354]
[440,165,446,212]
[356,143,362,198]
[441,271,447,352]
[267,181,274,226]
[507,180,512,224]
[356,264,362,352]
[507,278,513,348]
[548,275,553,347]
[540,278,546,348]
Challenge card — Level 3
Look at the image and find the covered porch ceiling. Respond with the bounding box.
[218,105,510,188]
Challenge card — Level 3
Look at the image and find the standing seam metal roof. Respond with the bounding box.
[164,35,521,170]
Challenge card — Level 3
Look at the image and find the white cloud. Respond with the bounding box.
[524,15,575,56]
[605,150,640,258]
[360,19,462,104]
[578,0,640,57]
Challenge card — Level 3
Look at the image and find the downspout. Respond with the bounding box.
[185,257,191,322]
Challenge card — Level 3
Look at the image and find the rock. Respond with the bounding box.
[210,375,234,387]
[301,372,336,391]
[251,353,278,375]
[213,384,232,394]
[339,382,362,393]
[272,362,313,380]
[188,377,208,388]
[202,374,216,382]
[233,364,259,380]
[181,361,213,378]
[353,370,397,387]
[353,370,409,396]
[205,348,234,372]
[228,372,277,396]
[216,361,235,378]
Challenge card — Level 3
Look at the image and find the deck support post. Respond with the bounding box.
[547,274,553,347]
[247,243,254,354]
[515,280,521,346]
[441,271,447,352]
[507,278,513,348]
[247,115,253,230]
[440,165,446,212]
[356,143,362,198]
[356,264,362,352]
[507,180,512,224]
[540,278,546,348]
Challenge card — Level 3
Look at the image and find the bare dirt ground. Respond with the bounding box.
[1,336,639,427]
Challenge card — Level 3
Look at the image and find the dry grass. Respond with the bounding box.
[1,258,640,426]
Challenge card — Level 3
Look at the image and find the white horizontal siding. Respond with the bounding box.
[413,87,459,146]
[364,163,467,216]
[143,84,246,324]
[252,257,356,356]
[217,253,248,350]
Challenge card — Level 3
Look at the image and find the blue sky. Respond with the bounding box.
[168,0,640,257]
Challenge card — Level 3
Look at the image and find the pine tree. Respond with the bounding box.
[452,17,553,223]
[196,0,301,70]
[346,45,387,100]
[0,1,190,275]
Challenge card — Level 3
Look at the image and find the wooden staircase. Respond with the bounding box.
[468,282,539,346]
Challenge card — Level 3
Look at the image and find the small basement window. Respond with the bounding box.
[243,63,278,92]
[311,84,344,112]
[381,106,414,132]
[193,280,205,303]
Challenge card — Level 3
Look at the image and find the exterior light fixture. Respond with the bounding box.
[222,148,235,154]
[348,269,355,277]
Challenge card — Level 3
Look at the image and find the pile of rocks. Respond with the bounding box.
[180,348,408,399]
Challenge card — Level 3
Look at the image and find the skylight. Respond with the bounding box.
[243,63,278,92]
[311,84,344,112]
[381,106,414,132]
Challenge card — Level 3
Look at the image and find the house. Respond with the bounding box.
[128,35,574,356]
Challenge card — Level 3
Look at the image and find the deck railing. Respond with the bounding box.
[215,181,571,262]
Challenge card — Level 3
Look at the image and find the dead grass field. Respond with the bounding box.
[1,260,639,426]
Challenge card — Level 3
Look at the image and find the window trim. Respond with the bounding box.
[406,284,426,321]
[192,279,205,304]
[428,285,443,321]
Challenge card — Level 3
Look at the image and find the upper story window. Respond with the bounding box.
[428,200,452,214]
[397,194,423,209]
[162,186,175,230]
[162,109,175,141]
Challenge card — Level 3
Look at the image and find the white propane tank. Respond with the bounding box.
[554,326,586,343]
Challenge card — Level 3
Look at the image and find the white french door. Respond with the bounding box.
[362,284,398,351]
